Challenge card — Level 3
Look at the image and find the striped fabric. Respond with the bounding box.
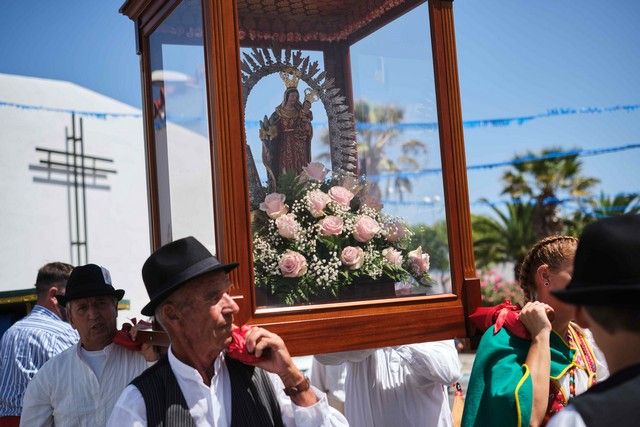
[0,305,78,416]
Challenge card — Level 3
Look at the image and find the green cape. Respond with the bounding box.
[461,326,575,427]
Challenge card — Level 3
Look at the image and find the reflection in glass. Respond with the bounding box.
[237,1,451,306]
[148,0,216,254]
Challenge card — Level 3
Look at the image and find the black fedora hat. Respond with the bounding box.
[553,214,640,306]
[58,264,125,306]
[141,236,239,316]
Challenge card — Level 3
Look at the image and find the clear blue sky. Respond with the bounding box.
[1,0,639,224]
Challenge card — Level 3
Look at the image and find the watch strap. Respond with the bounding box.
[283,376,311,396]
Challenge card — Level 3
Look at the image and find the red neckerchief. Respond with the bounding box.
[226,324,264,364]
[113,318,154,351]
[468,301,530,340]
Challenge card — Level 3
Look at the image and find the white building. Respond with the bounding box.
[0,73,153,322]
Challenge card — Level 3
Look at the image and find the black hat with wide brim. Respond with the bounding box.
[58,264,125,306]
[141,236,239,316]
[552,214,640,306]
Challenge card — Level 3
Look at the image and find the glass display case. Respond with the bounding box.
[121,0,480,355]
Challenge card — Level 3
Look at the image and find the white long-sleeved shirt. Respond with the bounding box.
[316,341,462,427]
[20,342,148,427]
[107,346,348,427]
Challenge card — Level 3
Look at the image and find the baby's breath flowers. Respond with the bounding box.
[252,164,431,305]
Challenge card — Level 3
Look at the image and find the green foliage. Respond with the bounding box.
[472,200,537,279]
[501,146,599,238]
[565,192,640,236]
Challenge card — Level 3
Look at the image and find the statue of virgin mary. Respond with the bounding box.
[260,70,317,190]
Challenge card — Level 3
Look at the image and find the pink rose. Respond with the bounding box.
[408,246,430,275]
[278,250,307,278]
[319,216,344,236]
[259,193,288,219]
[352,215,381,242]
[301,162,328,182]
[384,221,408,243]
[275,214,300,240]
[328,186,354,208]
[340,246,364,270]
[307,190,331,218]
[382,247,403,267]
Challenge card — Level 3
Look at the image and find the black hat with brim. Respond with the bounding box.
[141,236,238,316]
[58,264,125,306]
[552,214,640,306]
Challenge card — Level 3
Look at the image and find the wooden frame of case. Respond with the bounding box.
[121,0,480,355]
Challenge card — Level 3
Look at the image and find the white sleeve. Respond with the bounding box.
[106,385,147,427]
[268,373,348,427]
[546,405,587,427]
[314,348,376,365]
[19,372,53,427]
[394,340,462,385]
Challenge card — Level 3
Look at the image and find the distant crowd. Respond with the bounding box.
[1,214,639,427]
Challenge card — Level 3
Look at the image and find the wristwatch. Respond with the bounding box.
[283,376,311,396]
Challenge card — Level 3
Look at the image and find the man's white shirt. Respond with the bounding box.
[315,341,462,427]
[20,342,148,427]
[108,346,348,427]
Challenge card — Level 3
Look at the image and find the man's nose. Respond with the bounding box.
[221,293,239,315]
[86,304,101,319]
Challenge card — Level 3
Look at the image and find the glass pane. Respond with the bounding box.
[148,0,216,254]
[237,0,450,307]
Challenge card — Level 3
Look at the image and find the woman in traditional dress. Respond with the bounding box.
[261,87,314,190]
[462,235,608,427]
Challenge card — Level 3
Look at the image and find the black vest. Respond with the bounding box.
[131,355,284,427]
[570,363,640,427]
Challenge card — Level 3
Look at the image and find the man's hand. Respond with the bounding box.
[130,322,160,362]
[140,342,159,362]
[244,327,318,406]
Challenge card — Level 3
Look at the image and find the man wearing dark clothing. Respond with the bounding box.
[549,215,640,427]
[108,236,346,426]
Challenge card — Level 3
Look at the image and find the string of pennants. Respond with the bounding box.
[367,143,640,182]
[2,99,639,128]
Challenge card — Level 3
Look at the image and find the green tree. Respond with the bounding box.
[472,200,538,280]
[501,147,599,239]
[565,192,640,236]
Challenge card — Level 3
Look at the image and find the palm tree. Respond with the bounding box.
[501,146,599,240]
[472,200,538,280]
[354,101,427,201]
[565,192,640,236]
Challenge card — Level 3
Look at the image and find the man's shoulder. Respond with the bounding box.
[130,355,171,392]
[39,344,77,370]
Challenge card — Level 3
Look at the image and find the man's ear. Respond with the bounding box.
[66,303,77,330]
[48,286,59,304]
[575,305,590,328]
[161,303,181,324]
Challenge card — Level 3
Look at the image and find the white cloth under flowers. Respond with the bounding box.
[316,340,462,427]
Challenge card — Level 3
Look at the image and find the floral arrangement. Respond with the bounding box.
[479,269,525,307]
[252,162,432,306]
